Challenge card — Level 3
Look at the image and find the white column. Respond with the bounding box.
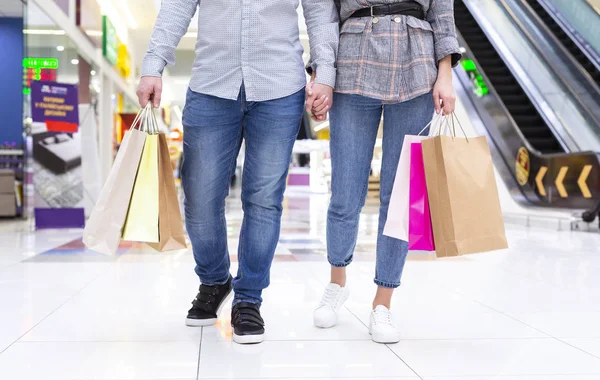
[98,71,114,184]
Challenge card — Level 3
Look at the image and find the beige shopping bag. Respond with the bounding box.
[147,134,187,251]
[422,133,508,257]
[82,129,147,255]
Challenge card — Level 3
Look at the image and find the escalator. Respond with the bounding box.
[454,0,563,154]
[524,0,600,86]
[453,0,600,211]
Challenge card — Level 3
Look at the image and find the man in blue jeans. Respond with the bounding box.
[136,0,338,344]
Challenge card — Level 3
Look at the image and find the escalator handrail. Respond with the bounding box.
[538,0,600,73]
[463,0,580,153]
[503,0,600,132]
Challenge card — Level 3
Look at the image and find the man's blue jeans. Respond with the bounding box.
[327,91,434,288]
[181,86,305,305]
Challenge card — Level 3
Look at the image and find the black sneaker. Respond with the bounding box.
[231,302,265,344]
[185,275,233,327]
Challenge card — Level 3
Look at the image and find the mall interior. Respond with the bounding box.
[1,0,600,378]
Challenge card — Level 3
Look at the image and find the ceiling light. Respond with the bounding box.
[91,70,96,76]
[23,29,66,35]
[56,45,65,52]
[71,59,79,65]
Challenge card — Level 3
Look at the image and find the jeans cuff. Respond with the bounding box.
[329,259,352,268]
[200,273,231,286]
[232,297,261,308]
[374,279,400,289]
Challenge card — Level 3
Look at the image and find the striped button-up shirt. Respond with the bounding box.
[334,0,461,102]
[142,0,339,102]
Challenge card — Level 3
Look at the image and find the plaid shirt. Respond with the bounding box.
[334,0,461,102]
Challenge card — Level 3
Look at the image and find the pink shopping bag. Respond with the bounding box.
[408,142,435,251]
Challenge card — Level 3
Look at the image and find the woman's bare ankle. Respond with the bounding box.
[372,287,394,309]
[330,266,347,287]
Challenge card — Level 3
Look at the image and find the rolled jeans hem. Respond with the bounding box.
[374,279,400,289]
[232,296,261,307]
[329,260,352,268]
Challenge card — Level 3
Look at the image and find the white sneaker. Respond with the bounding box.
[369,305,401,344]
[313,283,349,328]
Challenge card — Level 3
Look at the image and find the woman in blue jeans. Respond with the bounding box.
[309,0,461,343]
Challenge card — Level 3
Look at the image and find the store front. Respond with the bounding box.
[0,0,139,226]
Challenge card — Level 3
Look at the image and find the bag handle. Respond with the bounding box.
[133,103,161,135]
[130,103,151,131]
[419,112,469,142]
[418,111,443,136]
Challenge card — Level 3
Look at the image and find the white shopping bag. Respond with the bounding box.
[383,135,430,241]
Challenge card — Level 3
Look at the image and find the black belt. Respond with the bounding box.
[349,1,425,20]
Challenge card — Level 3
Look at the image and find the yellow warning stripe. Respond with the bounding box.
[578,165,593,198]
[536,166,547,197]
[555,166,569,198]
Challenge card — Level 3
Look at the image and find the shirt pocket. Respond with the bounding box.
[337,20,367,60]
[402,17,437,92]
[405,17,435,58]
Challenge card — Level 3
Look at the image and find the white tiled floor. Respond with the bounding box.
[1,194,600,379]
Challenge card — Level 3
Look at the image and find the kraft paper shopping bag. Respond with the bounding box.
[422,135,508,257]
[383,135,430,241]
[121,134,160,243]
[408,142,435,251]
[82,128,147,254]
[148,134,187,251]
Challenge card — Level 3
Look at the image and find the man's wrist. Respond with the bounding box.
[141,55,166,78]
[314,65,336,89]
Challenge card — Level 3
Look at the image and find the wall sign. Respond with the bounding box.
[30,81,85,229]
[31,81,79,132]
[102,16,117,65]
[23,58,58,94]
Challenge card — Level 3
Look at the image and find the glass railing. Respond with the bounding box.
[541,0,600,65]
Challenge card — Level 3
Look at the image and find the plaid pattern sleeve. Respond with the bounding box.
[427,0,462,66]
[334,0,462,103]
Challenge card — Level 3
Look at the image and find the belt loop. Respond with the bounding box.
[370,5,374,17]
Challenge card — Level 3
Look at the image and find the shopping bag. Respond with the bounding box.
[121,133,160,243]
[147,134,187,251]
[383,135,430,241]
[408,142,435,251]
[82,128,147,254]
[421,132,508,257]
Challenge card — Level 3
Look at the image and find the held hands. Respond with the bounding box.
[136,76,163,108]
[305,76,333,122]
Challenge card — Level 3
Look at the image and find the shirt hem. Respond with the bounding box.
[334,86,433,104]
[188,81,306,102]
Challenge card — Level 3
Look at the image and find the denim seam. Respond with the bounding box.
[329,260,351,268]
[374,279,400,289]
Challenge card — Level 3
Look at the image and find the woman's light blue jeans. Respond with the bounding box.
[327,91,434,288]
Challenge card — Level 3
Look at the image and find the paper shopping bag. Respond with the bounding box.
[383,135,430,241]
[148,134,187,251]
[408,142,435,251]
[122,134,160,243]
[83,129,147,254]
[422,135,508,257]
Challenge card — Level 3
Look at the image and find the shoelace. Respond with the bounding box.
[372,309,394,326]
[318,286,339,308]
